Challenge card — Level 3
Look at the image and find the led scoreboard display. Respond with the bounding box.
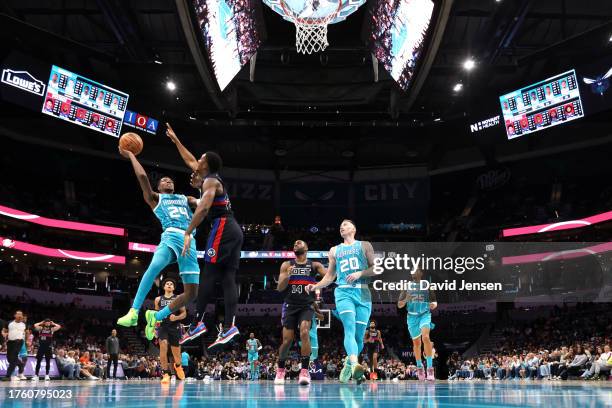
[499,70,584,139]
[41,65,129,137]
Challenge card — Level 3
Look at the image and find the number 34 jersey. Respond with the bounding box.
[154,194,195,234]
[285,260,318,306]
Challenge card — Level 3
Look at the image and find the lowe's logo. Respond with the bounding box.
[1,69,45,96]
[470,115,500,133]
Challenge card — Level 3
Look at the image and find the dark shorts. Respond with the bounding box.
[158,324,181,347]
[204,217,243,269]
[366,342,380,355]
[281,303,315,330]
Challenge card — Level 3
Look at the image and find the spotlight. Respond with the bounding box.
[463,58,476,71]
[166,81,176,91]
[453,83,463,92]
[154,60,163,65]
[609,34,612,42]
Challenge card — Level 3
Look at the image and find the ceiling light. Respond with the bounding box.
[453,83,463,92]
[166,81,176,91]
[463,58,476,71]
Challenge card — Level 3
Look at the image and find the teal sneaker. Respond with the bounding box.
[339,357,352,383]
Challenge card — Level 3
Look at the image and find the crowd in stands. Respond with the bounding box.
[447,304,612,381]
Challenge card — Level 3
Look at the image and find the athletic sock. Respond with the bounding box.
[416,360,423,368]
[426,356,433,368]
[301,356,310,370]
[155,306,172,321]
[278,359,286,369]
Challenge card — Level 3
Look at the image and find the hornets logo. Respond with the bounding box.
[207,248,216,258]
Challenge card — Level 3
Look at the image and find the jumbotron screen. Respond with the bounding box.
[192,0,262,91]
[499,70,584,140]
[367,0,434,91]
[41,65,129,137]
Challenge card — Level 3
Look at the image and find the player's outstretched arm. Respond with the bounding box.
[166,123,198,172]
[51,322,61,332]
[307,247,337,293]
[277,261,291,292]
[119,146,158,209]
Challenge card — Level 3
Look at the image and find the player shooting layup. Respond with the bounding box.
[116,147,199,338]
[306,220,377,383]
[147,124,243,351]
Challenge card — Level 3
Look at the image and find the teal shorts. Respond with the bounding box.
[248,352,258,362]
[159,230,200,284]
[334,287,372,327]
[407,313,435,339]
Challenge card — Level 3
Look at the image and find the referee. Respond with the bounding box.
[6,310,26,381]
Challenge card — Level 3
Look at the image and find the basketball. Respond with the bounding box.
[119,132,143,155]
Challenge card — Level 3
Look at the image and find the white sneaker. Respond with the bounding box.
[11,376,19,382]
[44,375,50,381]
[32,375,39,381]
[88,376,99,380]
[19,375,27,380]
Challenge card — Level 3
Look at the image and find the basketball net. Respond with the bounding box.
[282,0,340,54]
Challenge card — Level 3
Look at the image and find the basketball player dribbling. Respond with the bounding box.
[116,147,200,339]
[275,240,326,385]
[149,123,243,351]
[306,220,376,384]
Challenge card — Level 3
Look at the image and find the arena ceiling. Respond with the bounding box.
[1,0,612,170]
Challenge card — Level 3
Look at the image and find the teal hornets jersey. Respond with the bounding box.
[334,241,369,286]
[407,285,431,316]
[247,339,258,353]
[153,194,194,232]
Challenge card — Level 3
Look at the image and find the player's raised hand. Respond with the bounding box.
[429,302,438,310]
[118,145,133,159]
[181,233,192,257]
[346,271,363,283]
[305,284,316,294]
[165,122,179,144]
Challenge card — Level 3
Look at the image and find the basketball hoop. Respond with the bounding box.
[280,0,342,54]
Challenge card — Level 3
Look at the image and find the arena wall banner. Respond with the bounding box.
[0,354,60,378]
[501,209,612,237]
[0,204,125,236]
[0,283,113,310]
[0,354,125,378]
[0,237,125,264]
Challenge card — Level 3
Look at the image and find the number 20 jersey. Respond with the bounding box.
[285,260,317,306]
[153,194,195,233]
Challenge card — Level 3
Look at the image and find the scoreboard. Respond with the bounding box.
[41,65,129,137]
[499,70,584,140]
